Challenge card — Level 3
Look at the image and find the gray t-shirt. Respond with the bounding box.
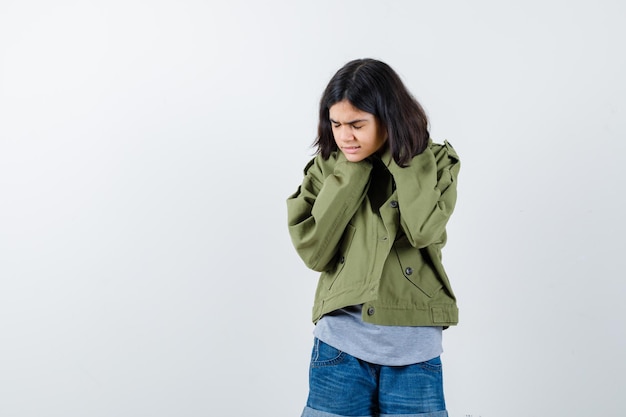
[313,305,443,366]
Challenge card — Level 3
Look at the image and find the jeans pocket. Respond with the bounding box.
[311,338,347,367]
[417,355,443,372]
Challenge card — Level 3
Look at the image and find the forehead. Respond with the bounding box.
[329,100,374,121]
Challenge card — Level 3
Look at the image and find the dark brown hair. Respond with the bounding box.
[314,58,430,167]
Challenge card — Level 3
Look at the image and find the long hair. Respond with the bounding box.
[314,58,430,167]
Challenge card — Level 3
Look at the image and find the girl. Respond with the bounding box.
[287,58,460,417]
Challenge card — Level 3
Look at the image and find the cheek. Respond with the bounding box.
[368,132,383,146]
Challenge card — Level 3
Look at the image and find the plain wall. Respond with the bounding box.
[1,1,625,416]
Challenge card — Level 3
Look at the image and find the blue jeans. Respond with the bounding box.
[302,338,448,417]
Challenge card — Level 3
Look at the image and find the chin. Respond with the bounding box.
[344,154,365,163]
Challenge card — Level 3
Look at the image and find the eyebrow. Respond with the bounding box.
[329,118,369,125]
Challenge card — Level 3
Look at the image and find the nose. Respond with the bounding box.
[336,126,354,142]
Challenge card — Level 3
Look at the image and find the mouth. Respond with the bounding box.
[341,145,360,154]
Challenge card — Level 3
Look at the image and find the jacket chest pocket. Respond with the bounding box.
[393,245,443,297]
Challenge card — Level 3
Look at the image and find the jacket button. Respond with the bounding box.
[405,267,413,275]
[367,306,375,316]
[390,200,399,208]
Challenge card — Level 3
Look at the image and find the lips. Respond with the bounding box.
[342,146,360,154]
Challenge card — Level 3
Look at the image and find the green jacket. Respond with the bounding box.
[287,140,460,327]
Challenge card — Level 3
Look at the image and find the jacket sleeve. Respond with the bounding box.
[387,141,460,248]
[287,152,372,272]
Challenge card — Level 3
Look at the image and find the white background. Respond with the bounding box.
[1,1,625,416]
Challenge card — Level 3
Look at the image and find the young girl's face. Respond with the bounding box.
[329,99,388,163]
